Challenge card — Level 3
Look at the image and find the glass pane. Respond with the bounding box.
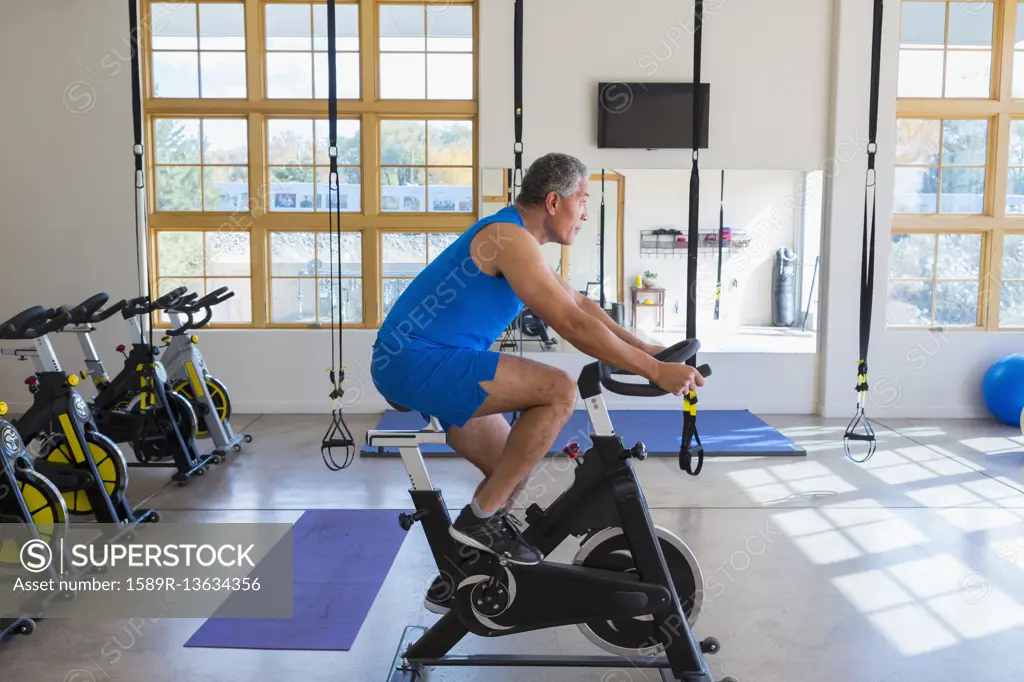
[427,54,473,99]
[159,277,204,301]
[208,277,251,323]
[315,233,337,275]
[898,50,944,97]
[312,52,360,99]
[428,233,460,262]
[382,279,413,317]
[155,119,201,163]
[940,167,985,214]
[936,233,982,278]
[343,233,364,274]
[942,119,988,165]
[381,53,426,98]
[1008,168,1024,214]
[156,166,202,211]
[900,2,946,47]
[893,167,939,213]
[1018,2,1024,46]
[272,279,316,323]
[895,119,941,165]
[201,119,248,164]
[948,2,993,48]
[266,3,311,50]
[312,4,360,50]
[1014,52,1024,98]
[945,51,991,97]
[427,121,473,165]
[199,52,247,98]
[381,120,426,164]
[268,119,314,165]
[152,3,197,50]
[267,53,313,98]
[381,169,426,212]
[427,6,473,51]
[202,167,248,211]
[1004,234,1024,278]
[383,233,426,275]
[888,281,933,326]
[1010,120,1024,165]
[315,168,361,212]
[890,233,936,279]
[340,278,363,324]
[315,119,360,164]
[158,232,204,276]
[270,232,315,276]
[380,4,425,51]
[428,168,473,213]
[1000,282,1024,326]
[153,52,199,97]
[935,281,979,326]
[269,166,315,211]
[205,233,250,276]
[199,3,245,50]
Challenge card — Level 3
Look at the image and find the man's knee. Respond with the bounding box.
[550,370,578,416]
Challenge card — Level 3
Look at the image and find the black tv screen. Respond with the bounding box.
[597,82,710,150]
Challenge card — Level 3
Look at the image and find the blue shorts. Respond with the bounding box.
[371,340,500,430]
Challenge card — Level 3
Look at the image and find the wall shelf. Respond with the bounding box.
[640,230,751,257]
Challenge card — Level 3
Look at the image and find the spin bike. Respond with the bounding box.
[65,290,218,485]
[0,306,157,524]
[158,287,251,455]
[367,339,736,682]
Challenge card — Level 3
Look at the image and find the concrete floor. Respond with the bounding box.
[3,412,1024,682]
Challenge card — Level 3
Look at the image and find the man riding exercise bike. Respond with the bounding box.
[371,153,706,607]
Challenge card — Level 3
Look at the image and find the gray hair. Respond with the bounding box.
[516,153,588,207]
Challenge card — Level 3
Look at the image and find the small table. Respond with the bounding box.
[631,287,666,329]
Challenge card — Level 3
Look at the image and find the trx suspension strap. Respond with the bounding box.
[680,0,704,477]
[509,0,525,425]
[321,0,355,470]
[128,0,147,305]
[599,170,606,309]
[843,0,884,464]
[714,170,725,320]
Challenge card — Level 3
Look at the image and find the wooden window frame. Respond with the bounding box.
[893,0,1024,331]
[141,0,479,330]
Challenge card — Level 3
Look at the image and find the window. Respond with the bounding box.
[887,232,984,327]
[151,2,247,98]
[379,3,473,100]
[156,231,253,323]
[143,0,478,329]
[1000,234,1024,326]
[1013,2,1024,97]
[154,118,249,211]
[269,232,362,324]
[381,232,459,315]
[265,2,359,99]
[898,0,994,98]
[893,118,988,214]
[380,120,473,213]
[266,118,361,212]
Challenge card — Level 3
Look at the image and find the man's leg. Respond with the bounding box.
[447,414,530,513]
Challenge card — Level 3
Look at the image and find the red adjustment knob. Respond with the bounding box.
[116,344,126,353]
[24,376,37,386]
[563,441,581,459]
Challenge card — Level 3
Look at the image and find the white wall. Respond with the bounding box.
[479,0,833,171]
[619,169,804,329]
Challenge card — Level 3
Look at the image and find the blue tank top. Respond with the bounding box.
[376,206,525,352]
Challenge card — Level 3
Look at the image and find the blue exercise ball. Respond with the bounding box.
[982,354,1024,426]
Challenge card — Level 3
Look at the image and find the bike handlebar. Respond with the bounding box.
[122,287,188,318]
[598,339,712,398]
[0,307,74,340]
[0,306,49,337]
[168,287,234,331]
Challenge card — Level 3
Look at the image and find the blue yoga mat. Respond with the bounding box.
[185,509,408,651]
[362,409,804,457]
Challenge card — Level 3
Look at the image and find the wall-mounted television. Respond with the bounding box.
[597,82,710,150]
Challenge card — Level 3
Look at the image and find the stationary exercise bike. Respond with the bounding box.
[158,287,251,455]
[367,339,736,682]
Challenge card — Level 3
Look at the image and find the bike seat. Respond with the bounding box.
[385,398,412,413]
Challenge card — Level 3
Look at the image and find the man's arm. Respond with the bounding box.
[555,273,659,353]
[487,225,660,380]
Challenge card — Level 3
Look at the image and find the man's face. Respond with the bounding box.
[549,179,589,245]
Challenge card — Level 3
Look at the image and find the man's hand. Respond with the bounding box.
[640,342,665,356]
[652,363,706,396]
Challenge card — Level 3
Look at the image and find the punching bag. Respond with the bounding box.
[772,247,798,327]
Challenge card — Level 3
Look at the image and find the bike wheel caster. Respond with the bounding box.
[146,511,161,523]
[195,467,205,476]
[15,620,35,636]
[701,636,721,654]
[232,445,241,453]
[243,435,253,443]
